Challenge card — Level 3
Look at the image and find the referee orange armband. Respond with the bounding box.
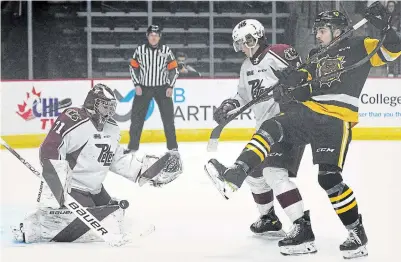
[167,60,178,70]
[130,59,140,69]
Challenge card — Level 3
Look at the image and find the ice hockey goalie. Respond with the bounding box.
[11,84,182,244]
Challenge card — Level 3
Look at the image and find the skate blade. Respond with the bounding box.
[280,241,318,256]
[342,245,368,259]
[204,163,229,200]
[253,229,286,239]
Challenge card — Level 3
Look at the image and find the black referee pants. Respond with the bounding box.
[128,86,178,151]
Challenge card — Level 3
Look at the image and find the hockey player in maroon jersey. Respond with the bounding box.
[213,19,306,240]
[12,84,181,244]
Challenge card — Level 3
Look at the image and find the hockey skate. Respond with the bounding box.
[204,159,244,200]
[250,207,286,239]
[340,215,368,259]
[279,210,317,255]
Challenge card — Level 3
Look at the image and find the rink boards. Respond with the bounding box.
[1,78,400,148]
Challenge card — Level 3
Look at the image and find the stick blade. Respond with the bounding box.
[59,98,72,108]
[207,139,219,152]
[206,124,225,152]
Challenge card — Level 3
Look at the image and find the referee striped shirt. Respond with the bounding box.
[129,44,179,88]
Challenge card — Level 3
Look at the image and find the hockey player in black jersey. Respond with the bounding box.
[205,1,401,259]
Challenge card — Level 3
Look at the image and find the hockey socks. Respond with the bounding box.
[236,132,272,171]
[318,166,359,228]
[328,183,359,228]
[236,120,284,172]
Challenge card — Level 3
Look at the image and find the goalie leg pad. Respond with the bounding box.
[39,159,72,209]
[17,204,125,243]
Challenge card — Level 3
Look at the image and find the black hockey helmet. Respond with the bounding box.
[146,24,162,37]
[313,10,349,34]
[84,83,117,131]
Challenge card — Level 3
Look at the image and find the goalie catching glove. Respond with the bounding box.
[136,150,183,187]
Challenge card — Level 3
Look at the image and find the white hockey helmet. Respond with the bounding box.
[232,19,265,52]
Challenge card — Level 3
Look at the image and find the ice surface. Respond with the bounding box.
[1,141,400,262]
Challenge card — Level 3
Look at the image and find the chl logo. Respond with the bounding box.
[95,144,114,166]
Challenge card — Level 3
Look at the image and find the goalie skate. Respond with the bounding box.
[204,159,238,200]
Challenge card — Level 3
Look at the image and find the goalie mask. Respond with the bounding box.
[232,19,265,56]
[84,84,117,131]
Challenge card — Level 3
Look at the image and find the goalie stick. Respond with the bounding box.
[0,138,158,246]
[207,17,375,152]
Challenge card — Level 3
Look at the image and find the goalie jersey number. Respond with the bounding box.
[95,144,114,166]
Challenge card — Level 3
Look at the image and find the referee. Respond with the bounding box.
[128,25,180,155]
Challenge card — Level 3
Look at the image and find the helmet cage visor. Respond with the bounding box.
[233,34,258,52]
[94,98,117,119]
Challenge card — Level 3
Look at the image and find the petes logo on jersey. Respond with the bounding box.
[248,79,266,99]
[95,144,114,166]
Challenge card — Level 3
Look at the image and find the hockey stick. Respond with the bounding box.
[26,98,72,121]
[206,17,369,152]
[0,138,127,246]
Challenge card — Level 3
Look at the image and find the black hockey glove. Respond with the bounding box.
[273,83,313,104]
[364,1,392,34]
[273,67,310,87]
[213,98,240,124]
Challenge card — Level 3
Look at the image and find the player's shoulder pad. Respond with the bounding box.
[269,44,300,62]
[56,107,90,133]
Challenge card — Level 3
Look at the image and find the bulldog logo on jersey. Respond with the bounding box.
[316,54,346,87]
[95,144,114,166]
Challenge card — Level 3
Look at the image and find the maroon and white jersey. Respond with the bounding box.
[234,44,302,128]
[40,107,140,194]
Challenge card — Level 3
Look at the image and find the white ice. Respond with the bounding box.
[1,141,400,262]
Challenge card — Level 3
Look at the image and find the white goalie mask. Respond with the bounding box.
[232,19,265,53]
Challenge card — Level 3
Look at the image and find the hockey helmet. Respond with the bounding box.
[84,83,117,131]
[232,19,265,52]
[147,24,162,37]
[313,10,349,34]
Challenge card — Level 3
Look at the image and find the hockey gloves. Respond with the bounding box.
[273,67,310,87]
[365,1,392,35]
[274,83,313,104]
[213,98,240,124]
[273,67,312,104]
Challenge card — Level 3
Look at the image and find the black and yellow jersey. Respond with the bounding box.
[302,30,401,123]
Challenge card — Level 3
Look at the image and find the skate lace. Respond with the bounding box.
[254,216,270,227]
[286,223,301,239]
[346,228,362,245]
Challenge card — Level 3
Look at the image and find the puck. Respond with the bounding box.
[119,200,129,209]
